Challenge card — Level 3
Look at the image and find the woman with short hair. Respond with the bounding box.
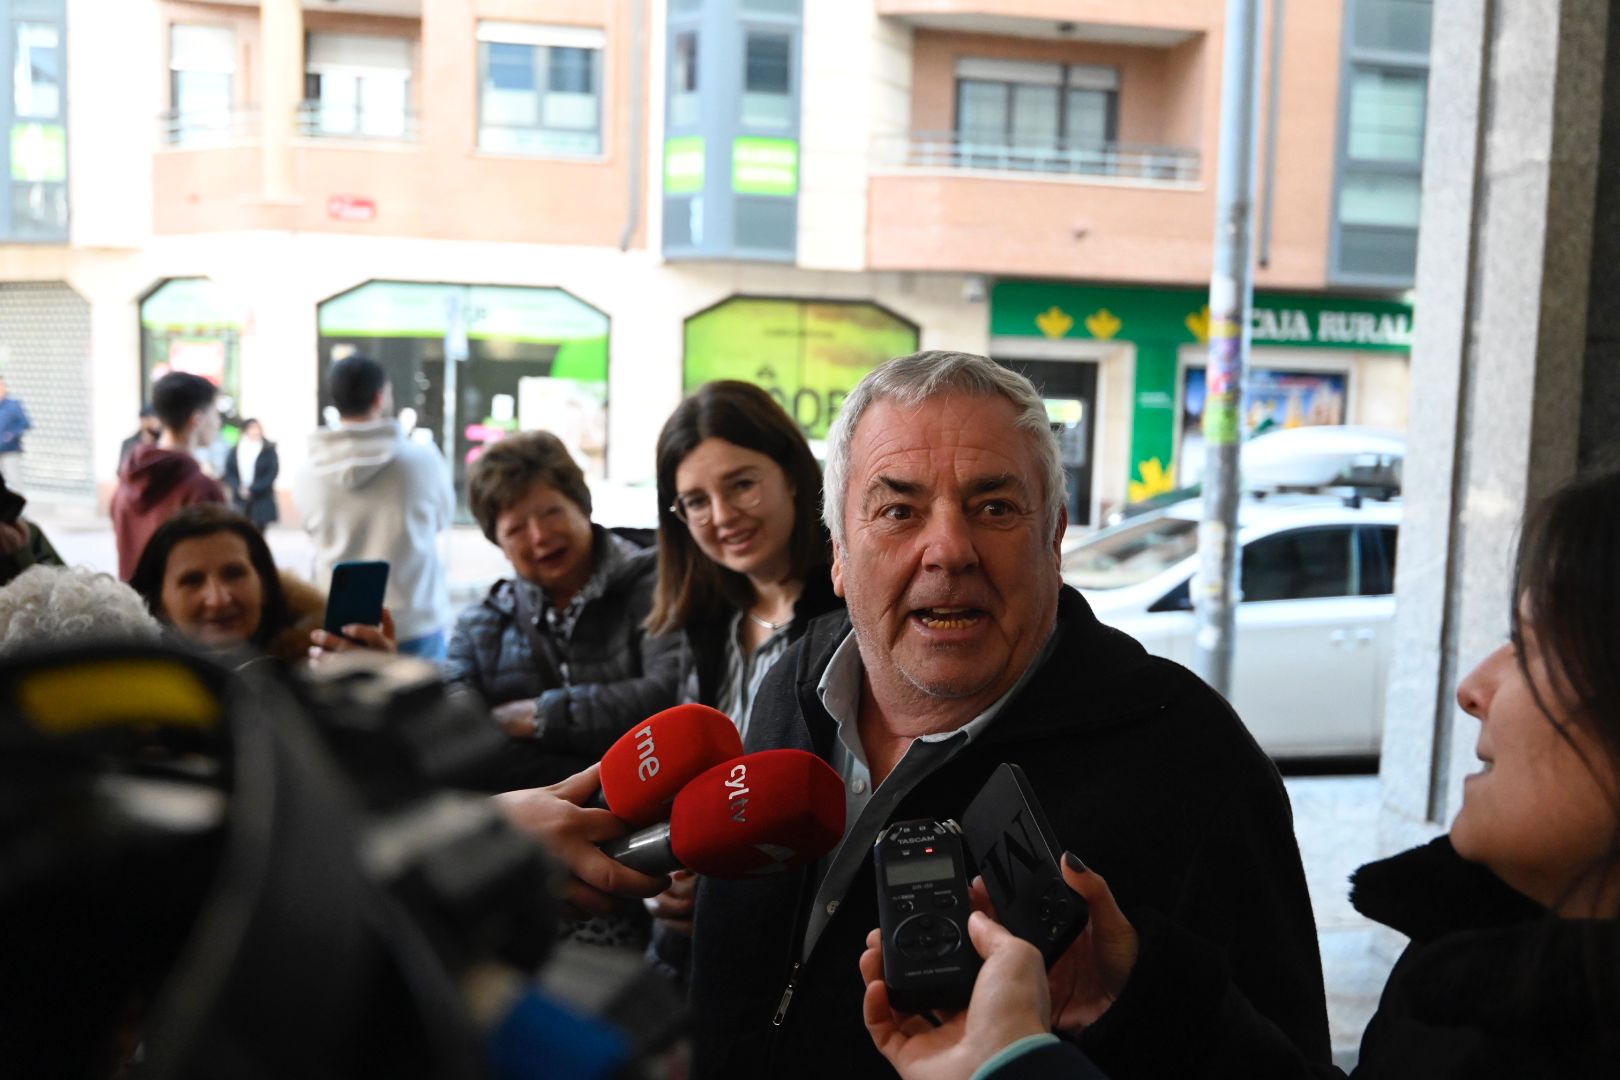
[447,430,679,789]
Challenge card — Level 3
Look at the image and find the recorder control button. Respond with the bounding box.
[933,893,958,910]
[894,914,962,959]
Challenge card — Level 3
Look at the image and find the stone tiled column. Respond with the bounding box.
[1378,0,1611,858]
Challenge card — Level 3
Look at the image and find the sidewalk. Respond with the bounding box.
[1283,774,1400,1071]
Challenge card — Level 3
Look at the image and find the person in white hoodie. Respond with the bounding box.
[294,355,455,660]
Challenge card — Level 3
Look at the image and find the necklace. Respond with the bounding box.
[747,609,793,632]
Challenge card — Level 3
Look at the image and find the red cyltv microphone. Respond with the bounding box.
[600,750,845,878]
[597,704,743,827]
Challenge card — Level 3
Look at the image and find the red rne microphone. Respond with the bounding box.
[597,704,744,827]
[600,749,845,878]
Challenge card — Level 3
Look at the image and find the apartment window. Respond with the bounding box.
[1333,0,1432,284]
[304,33,412,139]
[9,18,67,239]
[13,21,61,119]
[741,30,791,129]
[669,30,698,128]
[954,59,1118,171]
[477,22,603,156]
[169,24,235,144]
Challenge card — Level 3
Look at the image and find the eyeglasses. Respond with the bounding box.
[669,473,769,528]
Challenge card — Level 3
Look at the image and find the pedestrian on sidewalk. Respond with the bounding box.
[224,419,279,531]
[110,372,225,581]
[294,355,454,661]
[0,375,34,485]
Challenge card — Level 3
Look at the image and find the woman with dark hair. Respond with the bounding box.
[648,380,842,737]
[223,418,279,531]
[130,504,390,663]
[860,468,1620,1079]
[643,382,845,956]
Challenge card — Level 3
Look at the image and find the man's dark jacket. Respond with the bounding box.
[687,586,1330,1079]
[445,527,680,788]
[985,837,1618,1079]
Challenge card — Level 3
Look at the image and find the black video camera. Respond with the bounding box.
[0,644,680,1079]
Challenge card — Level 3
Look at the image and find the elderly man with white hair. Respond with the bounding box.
[0,565,164,655]
[682,351,1330,1079]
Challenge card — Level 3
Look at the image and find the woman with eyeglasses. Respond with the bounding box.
[648,380,841,740]
[643,381,843,965]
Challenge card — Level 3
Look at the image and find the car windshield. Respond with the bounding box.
[1063,516,1200,590]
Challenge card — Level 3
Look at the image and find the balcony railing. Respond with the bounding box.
[158,107,260,147]
[875,130,1201,183]
[296,101,419,143]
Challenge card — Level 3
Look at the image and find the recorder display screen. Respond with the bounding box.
[885,853,955,887]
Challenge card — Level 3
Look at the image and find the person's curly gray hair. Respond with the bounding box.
[0,565,164,655]
[821,350,1066,548]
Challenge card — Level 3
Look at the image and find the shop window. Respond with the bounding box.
[741,31,792,129]
[140,278,244,407]
[8,18,68,241]
[304,33,413,140]
[683,298,918,440]
[954,59,1118,175]
[168,23,235,145]
[477,22,604,156]
[1177,367,1348,486]
[317,282,610,509]
[669,30,699,128]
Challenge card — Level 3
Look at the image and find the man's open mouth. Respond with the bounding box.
[914,607,983,631]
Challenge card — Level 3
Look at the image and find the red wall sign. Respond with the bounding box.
[328,195,377,222]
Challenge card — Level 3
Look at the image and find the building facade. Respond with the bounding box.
[0,0,1428,526]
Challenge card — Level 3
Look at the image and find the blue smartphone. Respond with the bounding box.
[324,560,390,637]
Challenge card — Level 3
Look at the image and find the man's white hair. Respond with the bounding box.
[821,350,1065,548]
[0,565,163,656]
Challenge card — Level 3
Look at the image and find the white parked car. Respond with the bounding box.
[1064,429,1403,761]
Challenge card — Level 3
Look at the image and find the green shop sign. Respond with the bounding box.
[664,135,705,195]
[684,298,917,439]
[991,281,1413,352]
[990,280,1413,504]
[732,137,798,197]
[319,281,609,382]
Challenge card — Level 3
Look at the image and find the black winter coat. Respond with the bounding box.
[223,442,279,529]
[445,528,681,789]
[686,586,1330,1080]
[1015,836,1618,1080]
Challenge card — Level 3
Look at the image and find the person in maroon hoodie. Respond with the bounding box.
[112,372,225,580]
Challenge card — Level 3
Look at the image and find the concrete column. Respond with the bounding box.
[259,0,304,204]
[1582,11,1620,471]
[1378,0,1609,857]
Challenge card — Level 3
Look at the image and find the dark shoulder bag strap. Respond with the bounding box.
[508,582,568,690]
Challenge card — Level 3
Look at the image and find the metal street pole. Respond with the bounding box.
[443,288,469,469]
[1193,0,1265,696]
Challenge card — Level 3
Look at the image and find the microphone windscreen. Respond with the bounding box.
[669,750,845,878]
[598,704,743,827]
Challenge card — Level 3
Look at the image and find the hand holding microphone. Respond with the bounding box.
[492,763,670,919]
[495,705,747,916]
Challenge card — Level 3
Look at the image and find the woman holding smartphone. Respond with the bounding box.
[131,504,393,663]
[861,468,1620,1079]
